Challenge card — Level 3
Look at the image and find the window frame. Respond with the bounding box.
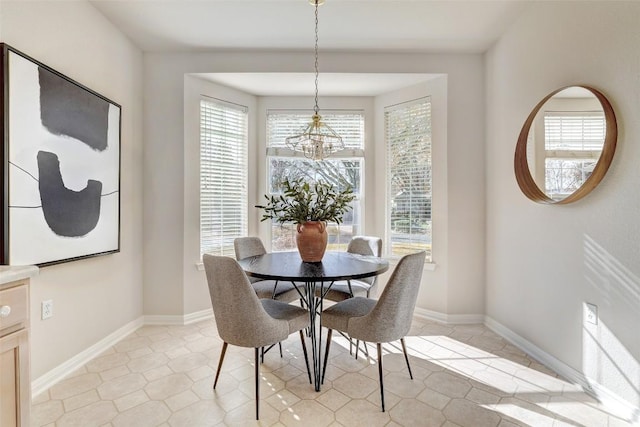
[265,109,366,252]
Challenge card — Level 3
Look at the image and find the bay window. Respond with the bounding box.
[266,111,365,251]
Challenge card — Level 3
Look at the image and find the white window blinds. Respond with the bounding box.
[200,98,248,256]
[385,97,432,260]
[544,111,605,151]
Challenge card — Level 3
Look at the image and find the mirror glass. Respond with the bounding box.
[515,86,616,204]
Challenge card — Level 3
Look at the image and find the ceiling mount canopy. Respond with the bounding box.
[285,0,344,161]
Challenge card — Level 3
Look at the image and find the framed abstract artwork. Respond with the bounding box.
[0,44,121,266]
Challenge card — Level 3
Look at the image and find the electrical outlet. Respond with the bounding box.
[41,300,53,320]
[585,302,598,325]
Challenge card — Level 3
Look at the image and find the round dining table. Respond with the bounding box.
[237,251,389,391]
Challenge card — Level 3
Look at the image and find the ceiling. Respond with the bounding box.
[89,0,529,96]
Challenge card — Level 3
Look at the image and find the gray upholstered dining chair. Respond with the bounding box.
[319,236,382,357]
[234,237,299,303]
[203,254,312,420]
[320,236,383,302]
[320,250,426,412]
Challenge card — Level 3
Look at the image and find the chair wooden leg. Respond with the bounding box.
[299,330,312,384]
[377,343,385,412]
[213,342,228,390]
[254,347,260,420]
[279,342,283,358]
[321,329,332,384]
[400,337,413,379]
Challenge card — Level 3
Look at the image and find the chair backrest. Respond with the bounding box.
[234,237,268,284]
[202,254,287,347]
[347,251,426,343]
[234,237,267,260]
[347,236,382,286]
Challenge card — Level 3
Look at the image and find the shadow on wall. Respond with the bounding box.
[584,234,640,422]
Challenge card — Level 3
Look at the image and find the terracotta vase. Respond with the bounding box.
[295,221,328,262]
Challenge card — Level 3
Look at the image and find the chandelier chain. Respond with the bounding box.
[314,1,319,115]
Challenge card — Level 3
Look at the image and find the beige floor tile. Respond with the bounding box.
[332,372,378,399]
[488,397,556,427]
[145,373,193,400]
[31,399,65,426]
[280,399,335,426]
[63,389,101,412]
[167,351,210,373]
[389,398,446,427]
[113,389,150,412]
[99,365,132,382]
[32,318,629,427]
[383,371,425,398]
[465,386,502,405]
[286,373,328,400]
[168,400,226,427]
[86,352,131,373]
[416,386,452,410]
[543,396,612,427]
[335,398,390,426]
[424,371,472,398]
[135,325,169,337]
[126,346,153,359]
[111,401,171,427]
[49,373,103,400]
[98,373,147,400]
[212,387,252,412]
[56,401,119,427]
[113,336,152,353]
[443,398,502,427]
[142,364,173,383]
[187,364,215,382]
[316,388,350,412]
[32,390,51,404]
[164,389,200,412]
[265,389,302,412]
[224,399,280,425]
[127,352,170,373]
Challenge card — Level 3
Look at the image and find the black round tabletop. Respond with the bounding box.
[237,251,389,282]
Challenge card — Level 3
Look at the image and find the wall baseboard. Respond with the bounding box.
[414,307,484,324]
[485,316,639,425]
[144,309,213,326]
[31,317,144,398]
[183,308,213,325]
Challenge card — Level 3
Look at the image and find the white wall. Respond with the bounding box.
[144,51,486,319]
[0,1,144,378]
[486,1,640,409]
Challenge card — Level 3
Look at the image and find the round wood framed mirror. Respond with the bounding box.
[514,85,617,204]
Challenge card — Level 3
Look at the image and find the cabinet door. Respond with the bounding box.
[0,329,29,427]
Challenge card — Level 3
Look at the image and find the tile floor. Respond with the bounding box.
[32,318,634,426]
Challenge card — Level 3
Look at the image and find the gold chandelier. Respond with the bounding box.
[285,0,344,161]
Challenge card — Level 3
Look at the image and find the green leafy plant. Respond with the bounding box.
[256,178,356,225]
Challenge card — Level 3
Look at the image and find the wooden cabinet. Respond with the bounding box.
[0,267,37,427]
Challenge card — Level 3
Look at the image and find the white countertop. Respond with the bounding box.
[0,265,39,285]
